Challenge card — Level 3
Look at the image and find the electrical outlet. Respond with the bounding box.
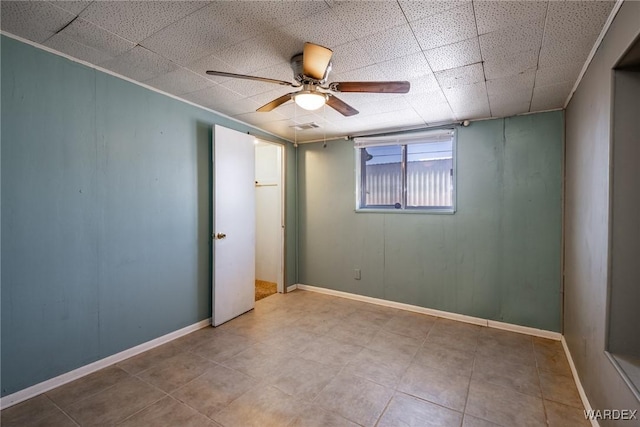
[354,268,361,280]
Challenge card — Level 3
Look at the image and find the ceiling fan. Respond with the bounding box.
[206,42,410,117]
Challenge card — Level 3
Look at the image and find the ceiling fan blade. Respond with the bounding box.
[331,81,410,93]
[206,70,296,87]
[257,92,296,112]
[303,42,333,80]
[326,94,359,116]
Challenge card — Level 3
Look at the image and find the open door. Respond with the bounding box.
[213,125,255,326]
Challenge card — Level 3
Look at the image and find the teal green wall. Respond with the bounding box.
[0,36,296,396]
[298,112,563,332]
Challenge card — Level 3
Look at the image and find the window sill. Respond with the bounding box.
[355,208,456,215]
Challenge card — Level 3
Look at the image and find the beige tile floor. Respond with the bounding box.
[1,289,589,427]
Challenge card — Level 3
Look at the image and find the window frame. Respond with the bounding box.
[354,129,457,214]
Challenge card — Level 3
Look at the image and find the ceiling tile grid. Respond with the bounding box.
[1,1,76,43]
[0,0,619,142]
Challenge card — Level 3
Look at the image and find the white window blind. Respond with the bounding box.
[353,129,455,148]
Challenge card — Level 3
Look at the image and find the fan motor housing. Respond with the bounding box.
[290,52,331,84]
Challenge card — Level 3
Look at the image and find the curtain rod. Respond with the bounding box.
[350,120,470,140]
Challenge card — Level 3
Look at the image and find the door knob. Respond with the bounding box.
[215,233,227,240]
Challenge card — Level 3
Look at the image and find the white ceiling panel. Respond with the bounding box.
[474,1,547,35]
[544,1,615,43]
[443,81,489,111]
[530,81,574,111]
[186,53,238,83]
[425,37,481,72]
[479,19,544,62]
[44,33,113,65]
[331,1,406,39]
[138,4,264,66]
[3,0,618,142]
[56,18,135,58]
[486,70,536,99]
[488,101,530,119]
[213,30,301,75]
[377,52,432,81]
[358,24,422,64]
[435,63,485,89]
[280,8,355,49]
[143,67,214,97]
[538,35,599,69]
[329,40,376,75]
[47,1,91,16]
[399,0,469,23]
[0,1,75,43]
[99,46,178,82]
[411,3,477,51]
[483,49,539,80]
[80,1,209,44]
[535,62,584,88]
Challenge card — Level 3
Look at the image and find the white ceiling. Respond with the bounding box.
[1,0,616,142]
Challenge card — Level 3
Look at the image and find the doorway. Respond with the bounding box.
[254,139,285,301]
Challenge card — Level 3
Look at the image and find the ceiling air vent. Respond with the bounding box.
[290,122,321,131]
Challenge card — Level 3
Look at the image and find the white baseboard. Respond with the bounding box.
[295,284,562,341]
[562,337,600,427]
[0,318,211,410]
[286,284,298,292]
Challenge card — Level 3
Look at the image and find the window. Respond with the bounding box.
[355,129,456,213]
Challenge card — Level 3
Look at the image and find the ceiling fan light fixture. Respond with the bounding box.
[294,91,326,111]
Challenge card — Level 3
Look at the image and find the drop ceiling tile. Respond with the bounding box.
[44,33,114,64]
[535,62,583,88]
[435,63,485,89]
[405,90,450,111]
[479,19,544,62]
[530,81,574,111]
[399,0,469,23]
[355,97,412,117]
[221,75,283,99]
[233,111,289,127]
[278,8,354,49]
[411,3,477,51]
[488,89,532,108]
[377,52,432,81]
[1,1,76,43]
[56,18,135,57]
[329,40,376,75]
[544,1,615,42]
[486,70,535,98]
[407,74,442,94]
[182,85,261,116]
[253,61,299,85]
[47,0,91,15]
[214,1,328,32]
[79,1,209,43]
[443,81,489,112]
[331,1,407,39]
[538,35,598,69]
[474,1,547,35]
[143,67,215,96]
[483,49,538,80]
[358,24,422,63]
[213,31,301,74]
[186,53,239,83]
[99,46,178,81]
[490,101,531,118]
[331,64,387,83]
[138,3,268,66]
[455,105,491,121]
[425,37,481,72]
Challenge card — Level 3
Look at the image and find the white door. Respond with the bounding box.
[213,125,255,326]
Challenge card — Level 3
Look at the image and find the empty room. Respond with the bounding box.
[1,1,639,426]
